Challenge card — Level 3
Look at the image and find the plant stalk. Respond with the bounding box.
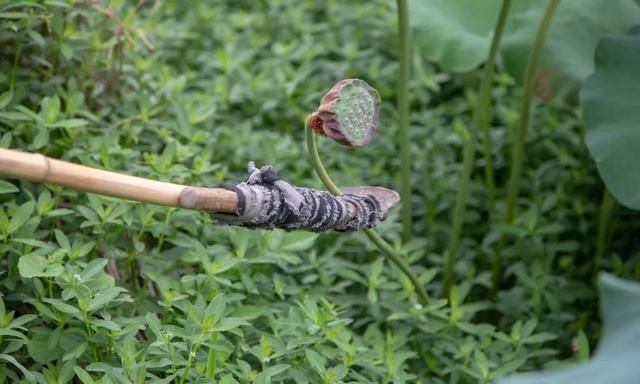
[481,109,497,225]
[594,187,615,277]
[179,343,201,384]
[492,0,561,294]
[396,0,413,241]
[442,0,513,297]
[305,123,429,305]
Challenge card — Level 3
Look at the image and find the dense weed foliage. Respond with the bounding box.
[1,1,640,383]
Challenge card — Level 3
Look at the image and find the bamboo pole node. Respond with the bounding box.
[179,187,199,208]
[36,153,50,183]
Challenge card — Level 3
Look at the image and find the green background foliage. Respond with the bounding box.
[0,0,639,383]
[500,273,640,384]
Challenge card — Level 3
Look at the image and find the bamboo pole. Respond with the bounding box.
[0,147,238,213]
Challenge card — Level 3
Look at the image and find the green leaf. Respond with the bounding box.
[0,353,36,383]
[31,126,50,150]
[262,364,290,378]
[11,238,50,248]
[75,241,96,258]
[43,298,83,318]
[0,180,18,194]
[8,200,35,234]
[0,207,8,235]
[27,333,60,364]
[41,95,61,124]
[231,305,267,320]
[145,312,162,338]
[18,254,47,278]
[183,302,203,326]
[0,90,12,110]
[219,374,239,384]
[210,317,248,332]
[0,329,28,341]
[54,229,70,249]
[209,256,241,275]
[0,111,30,121]
[369,258,384,282]
[499,273,640,384]
[89,287,127,311]
[15,105,43,123]
[80,258,108,282]
[73,366,96,384]
[8,314,37,329]
[0,12,30,19]
[205,293,226,323]
[0,131,11,147]
[58,360,76,384]
[50,119,88,128]
[279,231,318,252]
[45,208,75,218]
[576,330,590,362]
[521,332,557,344]
[60,43,73,61]
[580,26,640,209]
[92,319,121,331]
[305,349,326,374]
[159,140,177,167]
[43,263,64,277]
[64,341,88,362]
[474,349,489,379]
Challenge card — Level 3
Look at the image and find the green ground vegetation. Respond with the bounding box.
[1,1,639,383]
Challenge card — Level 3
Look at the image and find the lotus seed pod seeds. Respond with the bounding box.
[311,79,381,146]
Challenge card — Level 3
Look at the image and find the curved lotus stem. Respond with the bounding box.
[305,79,429,305]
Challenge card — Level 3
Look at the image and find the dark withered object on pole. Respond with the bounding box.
[212,162,398,232]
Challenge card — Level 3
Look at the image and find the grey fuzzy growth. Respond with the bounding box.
[216,162,385,232]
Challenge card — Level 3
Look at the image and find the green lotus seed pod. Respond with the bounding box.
[308,79,381,147]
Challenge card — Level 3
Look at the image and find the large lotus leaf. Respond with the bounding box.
[410,0,640,92]
[580,27,640,209]
[499,272,640,384]
[408,0,503,72]
[501,0,640,94]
